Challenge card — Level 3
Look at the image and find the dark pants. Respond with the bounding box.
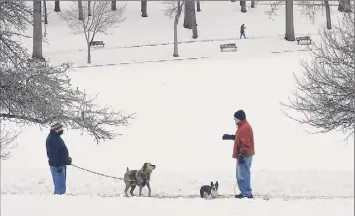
[50,165,67,195]
[240,32,246,39]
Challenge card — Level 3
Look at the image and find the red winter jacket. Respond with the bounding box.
[232,120,255,158]
[240,25,245,33]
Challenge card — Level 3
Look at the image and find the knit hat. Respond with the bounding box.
[50,121,63,131]
[234,110,246,121]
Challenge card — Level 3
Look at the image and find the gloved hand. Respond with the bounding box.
[57,166,63,173]
[67,157,72,165]
[222,134,235,140]
[238,152,245,164]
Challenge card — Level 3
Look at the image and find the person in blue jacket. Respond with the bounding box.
[46,121,72,195]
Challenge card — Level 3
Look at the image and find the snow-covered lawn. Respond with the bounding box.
[2,194,354,216]
[1,1,353,216]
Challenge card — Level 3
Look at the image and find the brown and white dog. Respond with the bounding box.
[124,162,156,197]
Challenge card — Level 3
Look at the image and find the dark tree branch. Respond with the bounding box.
[281,13,355,137]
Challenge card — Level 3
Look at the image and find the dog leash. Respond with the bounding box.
[72,164,241,193]
[70,164,124,180]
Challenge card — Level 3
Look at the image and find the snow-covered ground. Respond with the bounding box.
[2,194,353,216]
[1,2,354,216]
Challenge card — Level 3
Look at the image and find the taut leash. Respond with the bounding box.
[71,164,124,180]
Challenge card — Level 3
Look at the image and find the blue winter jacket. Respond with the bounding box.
[46,130,69,167]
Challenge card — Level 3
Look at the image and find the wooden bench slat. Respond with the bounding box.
[220,43,237,51]
[90,40,105,46]
[296,36,312,45]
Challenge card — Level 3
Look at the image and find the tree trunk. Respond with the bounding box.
[324,0,331,29]
[88,1,92,16]
[173,16,179,57]
[78,1,84,20]
[338,1,344,11]
[173,1,183,57]
[343,0,352,12]
[191,1,198,39]
[197,1,201,12]
[285,0,295,41]
[251,0,255,8]
[54,1,60,12]
[337,0,351,12]
[32,1,45,61]
[240,1,247,13]
[141,1,148,17]
[111,1,116,11]
[43,0,48,24]
[183,1,195,29]
[87,43,91,63]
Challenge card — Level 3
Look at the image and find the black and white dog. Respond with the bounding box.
[200,181,219,199]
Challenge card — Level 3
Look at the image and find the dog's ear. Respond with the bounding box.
[215,181,219,189]
[210,181,214,187]
[143,163,147,170]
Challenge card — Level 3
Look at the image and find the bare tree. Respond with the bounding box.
[293,0,332,29]
[240,0,247,13]
[265,0,295,41]
[112,1,117,11]
[1,61,134,143]
[251,0,256,8]
[264,1,282,19]
[0,1,33,159]
[324,1,332,29]
[338,0,352,12]
[0,126,19,160]
[78,1,84,20]
[88,0,92,16]
[1,1,134,154]
[285,0,295,41]
[0,2,32,69]
[163,1,185,57]
[32,1,45,61]
[183,0,197,29]
[197,1,201,12]
[191,1,198,39]
[141,1,148,17]
[43,0,48,24]
[54,1,60,12]
[282,13,355,137]
[60,1,126,63]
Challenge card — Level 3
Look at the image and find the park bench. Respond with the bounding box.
[295,36,312,45]
[220,43,237,52]
[90,40,105,47]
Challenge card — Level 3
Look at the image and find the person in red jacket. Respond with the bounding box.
[222,110,255,198]
[240,24,246,39]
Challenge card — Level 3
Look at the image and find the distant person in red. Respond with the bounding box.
[240,24,246,39]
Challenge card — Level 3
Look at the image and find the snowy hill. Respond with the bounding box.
[1,1,353,216]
